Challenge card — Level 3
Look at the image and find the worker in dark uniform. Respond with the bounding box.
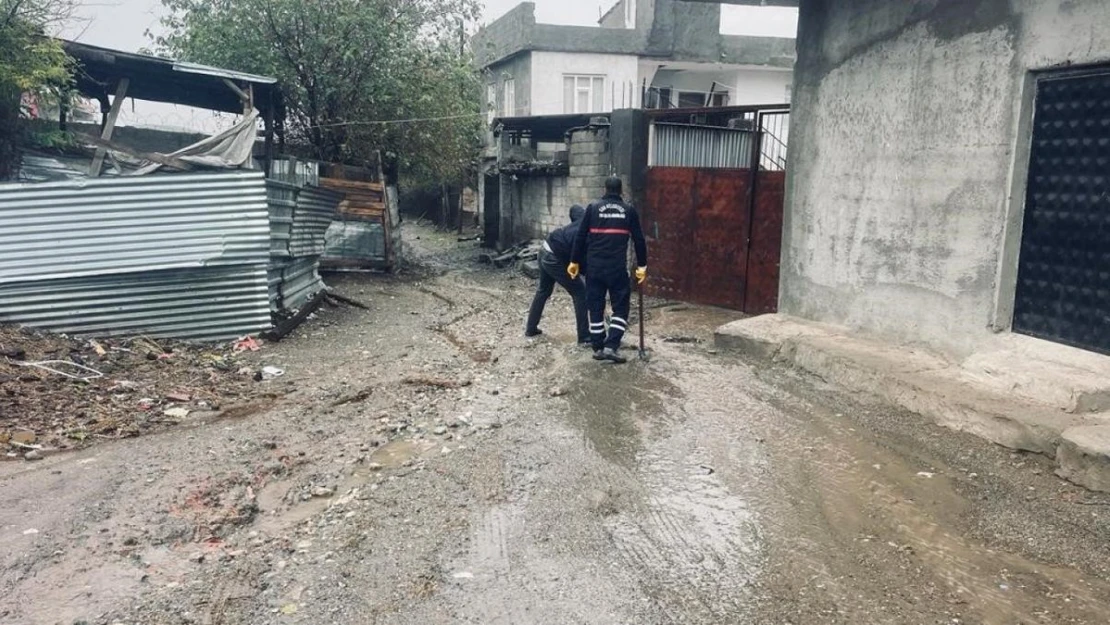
[568,176,647,364]
[525,205,590,344]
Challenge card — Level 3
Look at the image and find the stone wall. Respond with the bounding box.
[519,176,572,239]
[492,125,613,248]
[567,127,611,207]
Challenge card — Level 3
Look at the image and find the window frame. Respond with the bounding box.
[563,74,607,114]
[502,79,515,117]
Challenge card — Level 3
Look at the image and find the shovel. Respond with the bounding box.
[638,281,650,362]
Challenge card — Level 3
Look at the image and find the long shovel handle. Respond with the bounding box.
[638,281,645,354]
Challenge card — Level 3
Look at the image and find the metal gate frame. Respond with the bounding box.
[643,106,789,313]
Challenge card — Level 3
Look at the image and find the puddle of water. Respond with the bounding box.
[370,439,429,469]
[563,364,683,467]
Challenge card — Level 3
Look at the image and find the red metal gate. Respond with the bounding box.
[643,167,785,313]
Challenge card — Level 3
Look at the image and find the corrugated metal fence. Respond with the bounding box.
[266,181,342,312]
[0,172,272,341]
[650,123,754,168]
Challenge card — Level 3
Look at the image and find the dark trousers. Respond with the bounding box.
[586,270,631,350]
[526,250,589,342]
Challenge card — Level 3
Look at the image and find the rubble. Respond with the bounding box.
[521,260,541,280]
[480,240,543,269]
[0,325,259,456]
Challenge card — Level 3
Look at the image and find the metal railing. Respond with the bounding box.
[647,106,790,170]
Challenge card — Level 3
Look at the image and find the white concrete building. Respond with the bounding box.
[475,1,795,121]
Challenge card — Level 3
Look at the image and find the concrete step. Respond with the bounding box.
[962,334,1110,413]
[1057,425,1110,492]
[715,314,1110,492]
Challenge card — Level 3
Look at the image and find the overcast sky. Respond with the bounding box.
[64,0,798,51]
[60,0,797,130]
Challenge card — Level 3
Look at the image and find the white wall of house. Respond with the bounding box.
[732,68,793,105]
[529,51,641,116]
[647,63,792,107]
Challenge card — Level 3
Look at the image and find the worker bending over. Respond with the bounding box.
[525,204,589,343]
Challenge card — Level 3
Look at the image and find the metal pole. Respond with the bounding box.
[742,111,765,313]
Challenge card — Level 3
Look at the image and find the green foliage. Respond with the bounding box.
[1,1,72,91]
[0,0,75,178]
[23,124,75,150]
[155,0,484,184]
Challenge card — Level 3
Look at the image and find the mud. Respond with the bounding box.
[2,224,1109,625]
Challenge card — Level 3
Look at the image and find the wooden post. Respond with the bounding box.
[263,99,275,178]
[89,78,129,177]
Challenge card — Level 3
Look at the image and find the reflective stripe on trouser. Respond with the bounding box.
[585,270,632,350]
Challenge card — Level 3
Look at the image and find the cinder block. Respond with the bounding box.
[571,152,610,167]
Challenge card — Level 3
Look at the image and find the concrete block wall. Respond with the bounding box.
[493,126,613,249]
[519,175,572,240]
[781,0,1110,358]
[568,128,612,207]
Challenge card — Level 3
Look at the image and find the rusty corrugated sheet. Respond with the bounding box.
[321,178,387,219]
[0,171,271,341]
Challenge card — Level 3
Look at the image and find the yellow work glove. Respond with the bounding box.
[567,263,580,279]
[635,266,647,285]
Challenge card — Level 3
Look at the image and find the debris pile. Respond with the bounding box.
[479,240,543,270]
[0,325,262,459]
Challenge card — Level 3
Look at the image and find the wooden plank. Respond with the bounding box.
[326,291,373,310]
[320,178,385,192]
[222,78,250,102]
[73,132,195,171]
[260,291,327,342]
[89,78,130,177]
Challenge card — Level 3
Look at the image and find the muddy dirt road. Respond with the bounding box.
[3,224,1110,625]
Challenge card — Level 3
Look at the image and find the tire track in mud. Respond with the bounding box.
[560,358,766,623]
[696,355,1110,625]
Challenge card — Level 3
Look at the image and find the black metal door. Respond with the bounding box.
[1013,70,1110,355]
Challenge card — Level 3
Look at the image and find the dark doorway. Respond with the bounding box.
[1013,69,1110,355]
[482,173,500,249]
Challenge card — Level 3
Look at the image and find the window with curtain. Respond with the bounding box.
[502,79,515,117]
[563,75,605,114]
